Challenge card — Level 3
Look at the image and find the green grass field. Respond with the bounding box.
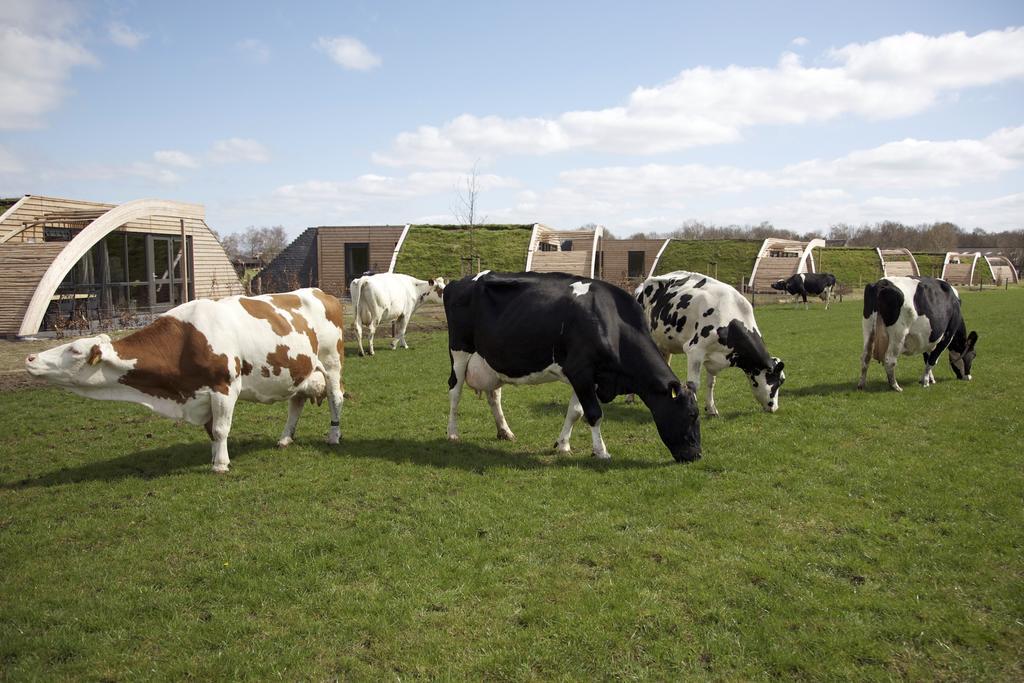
[812,247,883,289]
[394,226,533,281]
[1,290,1022,680]
[653,240,761,288]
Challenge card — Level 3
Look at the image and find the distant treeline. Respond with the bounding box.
[616,220,1024,267]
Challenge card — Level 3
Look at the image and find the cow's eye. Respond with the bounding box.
[69,348,82,356]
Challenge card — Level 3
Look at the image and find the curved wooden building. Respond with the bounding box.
[0,195,241,337]
[940,251,981,286]
[877,248,920,277]
[748,238,827,292]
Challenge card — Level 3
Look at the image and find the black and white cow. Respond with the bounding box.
[771,272,837,309]
[635,271,785,415]
[444,271,702,462]
[858,276,978,392]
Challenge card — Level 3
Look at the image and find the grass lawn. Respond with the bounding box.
[654,240,761,289]
[1,290,1022,679]
[394,226,532,281]
[813,248,883,289]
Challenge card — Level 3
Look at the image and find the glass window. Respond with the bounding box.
[153,238,171,281]
[172,238,184,279]
[126,234,147,282]
[106,234,127,282]
[628,251,645,278]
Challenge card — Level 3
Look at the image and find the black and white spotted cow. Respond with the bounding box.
[771,272,837,309]
[857,276,978,392]
[635,271,785,415]
[444,271,702,462]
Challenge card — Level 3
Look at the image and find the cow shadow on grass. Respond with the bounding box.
[787,380,889,397]
[3,434,673,489]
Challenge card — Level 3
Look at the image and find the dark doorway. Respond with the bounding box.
[345,242,370,292]
[628,250,645,278]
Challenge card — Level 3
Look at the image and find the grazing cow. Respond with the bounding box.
[635,271,785,415]
[771,272,837,309]
[444,271,701,462]
[25,289,346,473]
[857,276,978,392]
[350,272,446,356]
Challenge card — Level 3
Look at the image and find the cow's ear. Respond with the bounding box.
[428,279,434,286]
[773,359,785,374]
[668,380,682,398]
[967,331,978,349]
[87,344,103,366]
[685,380,698,395]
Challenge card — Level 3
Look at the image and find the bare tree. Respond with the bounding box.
[215,226,289,263]
[453,161,487,260]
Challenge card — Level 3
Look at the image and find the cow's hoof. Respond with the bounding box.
[856,381,865,390]
[497,429,515,441]
[211,464,229,474]
[705,409,719,418]
[358,351,365,357]
[277,436,293,448]
[326,433,340,445]
[592,452,612,461]
[554,441,571,453]
[447,433,460,442]
[890,384,903,393]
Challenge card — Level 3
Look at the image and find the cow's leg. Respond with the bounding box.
[920,353,936,387]
[277,395,306,447]
[324,364,344,445]
[486,387,515,441]
[391,314,409,350]
[857,319,873,390]
[884,331,907,392]
[367,316,378,356]
[554,392,584,453]
[824,287,832,311]
[447,350,471,441]
[704,370,719,417]
[564,377,609,459]
[208,391,239,473]
[802,291,808,310]
[685,354,708,413]
[354,314,366,357]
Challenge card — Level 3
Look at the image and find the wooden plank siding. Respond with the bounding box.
[0,195,241,335]
[598,239,664,288]
[0,244,65,334]
[317,226,404,296]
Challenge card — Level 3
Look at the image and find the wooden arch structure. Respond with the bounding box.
[748,237,826,292]
[525,224,600,278]
[982,254,1019,284]
[941,251,980,286]
[876,248,920,277]
[0,195,241,337]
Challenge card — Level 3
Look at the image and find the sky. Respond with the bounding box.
[1,0,1023,239]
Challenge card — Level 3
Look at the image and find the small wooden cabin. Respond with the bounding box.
[941,251,981,285]
[0,194,241,337]
[748,238,827,292]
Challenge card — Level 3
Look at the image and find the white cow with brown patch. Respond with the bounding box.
[350,273,445,356]
[25,288,346,473]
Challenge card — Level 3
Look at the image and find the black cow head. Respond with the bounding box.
[949,331,979,380]
[648,380,701,463]
[770,280,788,291]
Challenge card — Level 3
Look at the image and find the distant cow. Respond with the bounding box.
[858,276,978,392]
[350,272,445,356]
[25,289,346,473]
[444,271,701,462]
[772,272,837,309]
[636,271,785,415]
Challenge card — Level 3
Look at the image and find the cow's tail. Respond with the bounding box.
[871,313,888,362]
[349,277,364,326]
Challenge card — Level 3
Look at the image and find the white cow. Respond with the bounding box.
[634,271,785,415]
[25,288,346,473]
[350,273,445,356]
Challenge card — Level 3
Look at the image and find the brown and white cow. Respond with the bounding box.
[25,288,345,473]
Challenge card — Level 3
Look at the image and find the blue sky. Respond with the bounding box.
[2,1,1022,239]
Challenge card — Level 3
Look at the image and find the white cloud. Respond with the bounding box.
[274,170,517,207]
[375,27,1024,167]
[153,149,199,168]
[237,38,270,64]
[108,22,147,49]
[315,36,381,71]
[209,138,270,164]
[40,161,181,185]
[791,36,809,47]
[0,0,97,129]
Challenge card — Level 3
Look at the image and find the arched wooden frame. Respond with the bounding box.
[19,199,204,336]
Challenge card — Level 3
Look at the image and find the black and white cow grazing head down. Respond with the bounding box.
[770,272,837,309]
[858,276,979,392]
[635,271,785,415]
[444,271,702,462]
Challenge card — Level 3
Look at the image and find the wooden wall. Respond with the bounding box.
[317,226,404,296]
[0,195,242,335]
[599,239,664,286]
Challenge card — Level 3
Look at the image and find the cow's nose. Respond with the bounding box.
[26,354,36,363]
